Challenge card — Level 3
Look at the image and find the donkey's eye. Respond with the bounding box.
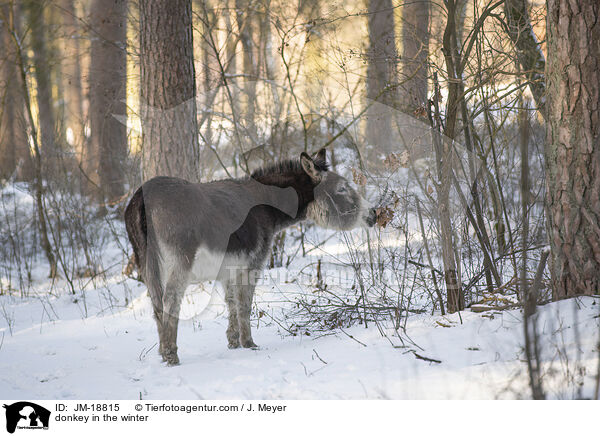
[337,186,348,194]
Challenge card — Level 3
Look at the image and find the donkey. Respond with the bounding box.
[125,149,376,365]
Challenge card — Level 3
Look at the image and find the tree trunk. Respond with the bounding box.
[236,0,258,143]
[139,0,200,181]
[198,0,216,150]
[25,0,57,172]
[262,0,281,124]
[399,0,429,113]
[7,2,57,277]
[0,3,32,180]
[439,0,465,312]
[299,0,324,146]
[60,0,85,160]
[88,0,128,202]
[366,0,398,149]
[546,0,600,299]
[504,0,546,121]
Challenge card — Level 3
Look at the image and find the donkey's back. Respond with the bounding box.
[125,175,299,277]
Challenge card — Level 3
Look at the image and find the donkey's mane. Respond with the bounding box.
[250,157,328,179]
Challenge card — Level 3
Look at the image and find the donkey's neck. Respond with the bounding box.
[249,169,315,230]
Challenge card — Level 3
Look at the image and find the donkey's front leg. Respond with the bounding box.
[236,270,258,349]
[224,284,240,349]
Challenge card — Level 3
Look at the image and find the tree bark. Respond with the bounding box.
[88,0,128,202]
[366,0,398,149]
[546,0,600,299]
[139,0,200,181]
[399,0,429,113]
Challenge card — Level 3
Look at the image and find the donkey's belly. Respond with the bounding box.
[188,246,249,283]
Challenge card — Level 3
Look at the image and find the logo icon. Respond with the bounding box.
[3,402,50,434]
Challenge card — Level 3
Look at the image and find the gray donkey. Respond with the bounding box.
[125,149,376,365]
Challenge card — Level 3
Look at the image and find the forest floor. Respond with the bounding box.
[1,264,599,399]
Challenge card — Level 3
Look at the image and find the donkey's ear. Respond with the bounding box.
[315,148,327,163]
[300,152,322,182]
[313,148,329,171]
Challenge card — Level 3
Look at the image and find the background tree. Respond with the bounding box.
[139,0,200,181]
[399,0,429,113]
[504,0,546,120]
[366,0,398,149]
[59,0,85,162]
[545,0,600,298]
[25,0,57,172]
[0,2,31,180]
[235,0,259,144]
[88,0,128,202]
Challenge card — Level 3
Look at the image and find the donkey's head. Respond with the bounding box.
[301,149,376,230]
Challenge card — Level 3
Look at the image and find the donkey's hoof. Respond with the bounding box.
[242,340,258,349]
[165,356,180,366]
[162,351,180,366]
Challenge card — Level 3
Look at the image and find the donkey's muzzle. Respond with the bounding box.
[365,208,377,227]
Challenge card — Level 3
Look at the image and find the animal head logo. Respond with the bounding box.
[3,402,50,434]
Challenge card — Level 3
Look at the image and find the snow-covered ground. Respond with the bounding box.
[1,269,598,399]
[1,183,598,400]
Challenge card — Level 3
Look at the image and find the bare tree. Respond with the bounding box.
[139,0,200,181]
[546,0,600,298]
[88,0,128,202]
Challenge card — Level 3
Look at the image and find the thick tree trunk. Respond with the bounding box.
[88,0,128,202]
[139,0,200,181]
[0,4,32,180]
[546,0,600,299]
[366,0,398,149]
[399,0,429,113]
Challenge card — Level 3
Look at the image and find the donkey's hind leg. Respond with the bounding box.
[161,258,191,365]
[144,247,167,359]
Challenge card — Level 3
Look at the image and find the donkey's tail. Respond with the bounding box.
[125,186,148,280]
[124,186,164,311]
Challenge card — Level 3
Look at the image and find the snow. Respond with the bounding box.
[1,268,598,399]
